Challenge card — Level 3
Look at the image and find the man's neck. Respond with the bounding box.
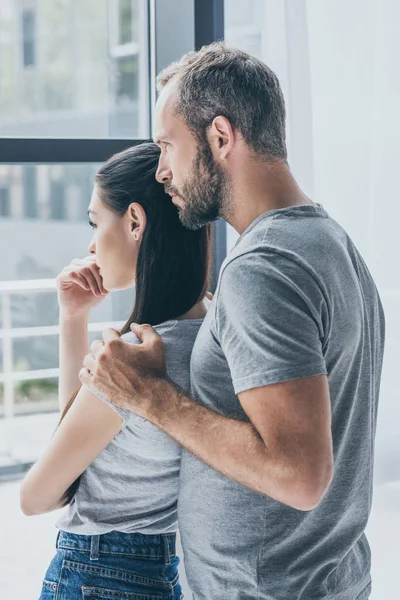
[225,160,314,235]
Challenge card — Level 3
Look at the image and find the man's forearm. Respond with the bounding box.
[127,379,292,504]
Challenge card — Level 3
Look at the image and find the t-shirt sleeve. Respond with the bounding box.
[215,250,329,395]
[84,385,131,428]
[84,331,143,427]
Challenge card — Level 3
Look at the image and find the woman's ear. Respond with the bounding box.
[127,203,147,241]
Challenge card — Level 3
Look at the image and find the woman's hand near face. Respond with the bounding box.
[56,256,109,318]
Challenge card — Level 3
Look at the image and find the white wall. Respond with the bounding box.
[225,1,400,596]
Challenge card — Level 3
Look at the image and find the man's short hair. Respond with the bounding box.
[156,41,287,161]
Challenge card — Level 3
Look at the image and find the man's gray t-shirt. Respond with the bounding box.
[57,318,202,535]
[178,205,385,600]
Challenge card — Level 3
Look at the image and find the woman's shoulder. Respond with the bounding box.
[121,319,203,345]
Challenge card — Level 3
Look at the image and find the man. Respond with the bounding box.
[80,43,385,600]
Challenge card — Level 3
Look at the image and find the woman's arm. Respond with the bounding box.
[20,386,123,516]
[58,313,89,411]
[56,256,108,411]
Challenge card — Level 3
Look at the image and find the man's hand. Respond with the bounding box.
[79,324,167,418]
[79,323,332,509]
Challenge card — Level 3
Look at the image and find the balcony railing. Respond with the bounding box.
[0,278,122,435]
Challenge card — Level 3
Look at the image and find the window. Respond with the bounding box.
[49,180,66,220]
[0,164,11,217]
[0,164,98,223]
[119,0,133,44]
[0,187,10,217]
[115,54,139,105]
[224,0,264,60]
[118,0,139,45]
[22,8,36,68]
[108,0,145,138]
[0,3,223,599]
[22,166,37,219]
[0,1,149,138]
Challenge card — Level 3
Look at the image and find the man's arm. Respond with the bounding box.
[80,253,333,511]
[132,371,333,511]
[81,327,333,512]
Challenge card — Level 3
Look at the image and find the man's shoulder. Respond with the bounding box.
[220,208,343,290]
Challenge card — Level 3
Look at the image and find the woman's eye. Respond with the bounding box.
[88,220,97,229]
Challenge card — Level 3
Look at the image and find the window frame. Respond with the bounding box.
[0,0,226,289]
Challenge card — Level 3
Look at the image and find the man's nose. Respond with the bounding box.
[155,159,172,184]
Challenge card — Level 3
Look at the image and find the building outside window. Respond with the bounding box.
[22,8,36,67]
[0,0,149,138]
[0,187,10,217]
[22,166,37,219]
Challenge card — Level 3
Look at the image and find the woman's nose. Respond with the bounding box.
[88,237,96,255]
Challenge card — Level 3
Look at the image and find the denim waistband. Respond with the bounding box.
[56,529,176,561]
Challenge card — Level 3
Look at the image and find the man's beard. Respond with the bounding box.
[168,144,231,231]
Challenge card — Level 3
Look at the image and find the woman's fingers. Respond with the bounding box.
[76,258,108,295]
[65,267,98,295]
[89,264,108,295]
[64,258,107,296]
[81,267,102,296]
[68,271,91,291]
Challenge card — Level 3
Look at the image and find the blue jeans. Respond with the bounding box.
[39,530,183,600]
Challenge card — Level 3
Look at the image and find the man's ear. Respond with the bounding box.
[127,203,147,241]
[207,116,235,160]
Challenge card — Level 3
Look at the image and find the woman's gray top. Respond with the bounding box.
[57,318,202,535]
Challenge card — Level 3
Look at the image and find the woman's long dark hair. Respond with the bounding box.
[59,143,211,504]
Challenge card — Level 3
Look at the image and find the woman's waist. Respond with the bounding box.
[56,528,177,559]
[71,467,180,519]
[56,498,178,538]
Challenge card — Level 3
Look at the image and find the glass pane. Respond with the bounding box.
[224,0,267,255]
[22,8,36,67]
[0,162,132,352]
[224,0,259,27]
[119,0,140,45]
[116,55,139,104]
[224,0,265,57]
[0,0,149,138]
[0,162,136,419]
[0,162,136,596]
[0,163,97,224]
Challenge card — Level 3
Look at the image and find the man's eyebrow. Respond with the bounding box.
[154,136,169,145]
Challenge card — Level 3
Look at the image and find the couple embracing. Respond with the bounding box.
[21,42,384,600]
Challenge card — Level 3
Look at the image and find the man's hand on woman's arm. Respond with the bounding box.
[79,325,333,512]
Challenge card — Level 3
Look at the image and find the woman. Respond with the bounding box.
[20,142,211,600]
